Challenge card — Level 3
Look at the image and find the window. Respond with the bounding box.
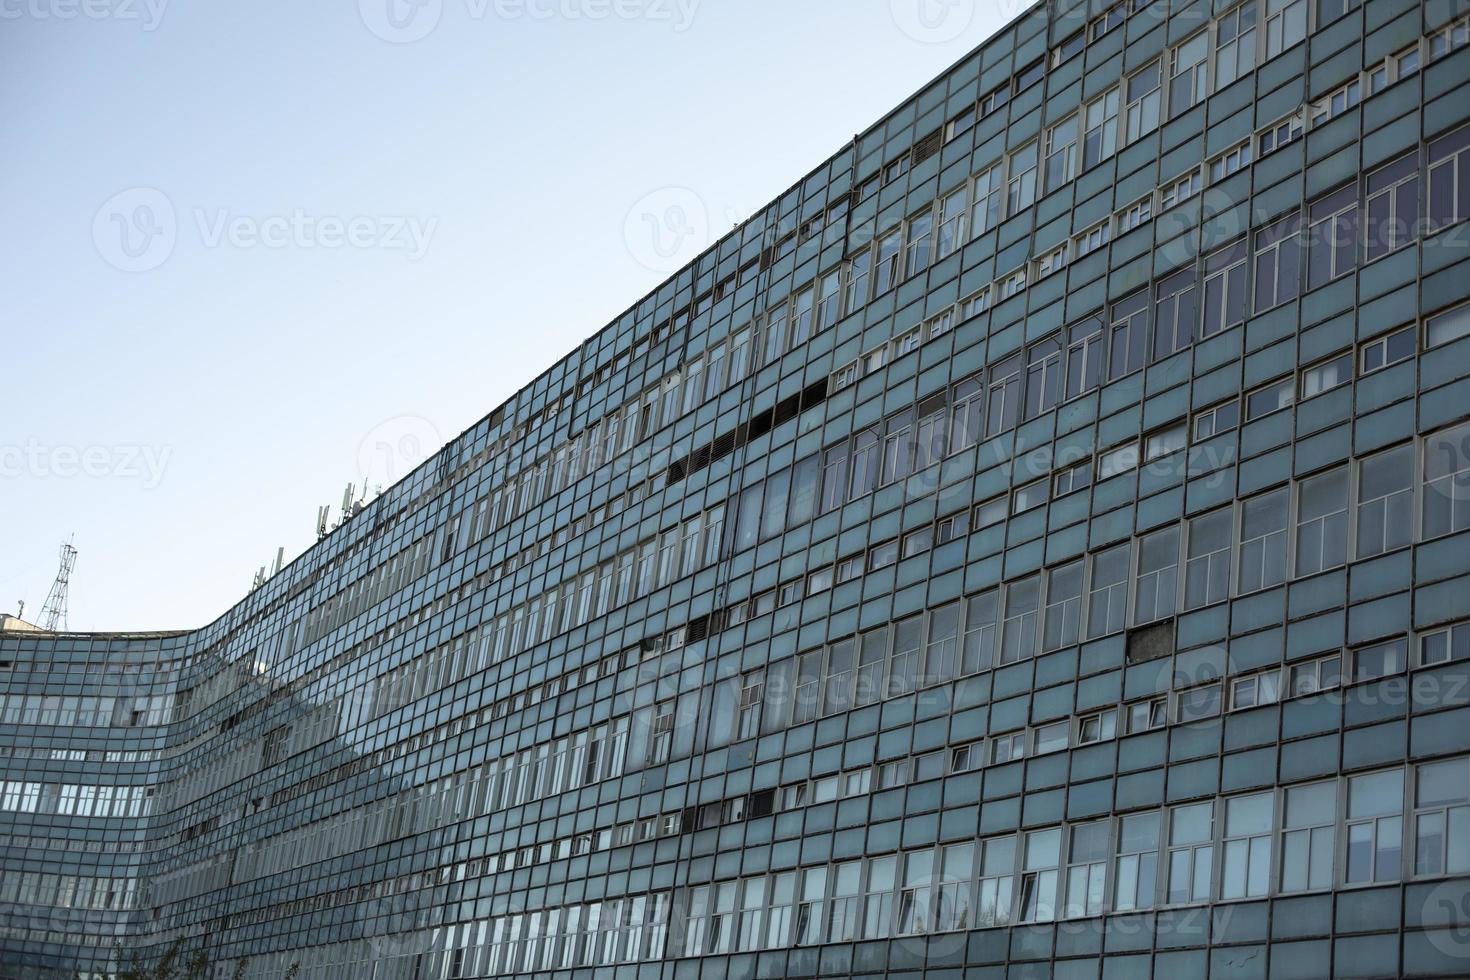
[1018,829,1061,923]
[885,155,910,184]
[986,354,1023,437]
[1193,400,1240,441]
[914,394,947,470]
[1264,0,1306,58]
[937,510,969,545]
[1053,461,1091,498]
[861,855,896,939]
[1370,44,1422,93]
[1310,78,1361,126]
[1034,244,1069,279]
[960,589,998,675]
[1288,653,1341,697]
[991,731,1026,765]
[1063,821,1109,918]
[1429,125,1470,229]
[1356,444,1414,558]
[1134,526,1179,624]
[1091,1,1125,39]
[1167,802,1215,904]
[1419,621,1470,667]
[1230,670,1280,710]
[1064,317,1104,399]
[976,837,1016,927]
[1000,576,1040,663]
[1077,709,1117,744]
[1177,682,1222,722]
[1044,116,1078,190]
[1427,302,1470,349]
[1295,468,1347,577]
[1169,33,1208,116]
[1116,196,1152,236]
[1098,441,1139,481]
[1346,769,1404,884]
[1160,169,1201,210]
[1365,154,1419,261]
[1184,507,1233,609]
[944,106,975,143]
[901,526,931,560]
[1087,543,1131,639]
[1109,291,1148,379]
[998,267,1027,300]
[1051,29,1084,66]
[1126,696,1169,733]
[934,843,975,931]
[1428,14,1470,59]
[961,287,992,320]
[845,251,871,311]
[1216,1,1258,87]
[973,164,1004,235]
[1245,378,1293,420]
[874,228,903,295]
[1301,353,1351,399]
[936,186,968,259]
[905,212,933,279]
[849,427,880,499]
[896,851,932,935]
[1306,186,1357,290]
[924,602,960,684]
[974,496,1006,529]
[1281,781,1336,892]
[1210,141,1252,183]
[867,539,898,572]
[1082,89,1119,170]
[1114,812,1160,911]
[1008,142,1039,214]
[980,82,1009,116]
[817,269,842,331]
[1413,758,1470,876]
[1254,213,1301,310]
[1025,340,1062,418]
[949,378,982,452]
[737,672,764,740]
[879,409,914,486]
[1153,271,1196,360]
[1422,420,1470,538]
[1360,326,1414,373]
[1033,721,1069,755]
[1074,219,1111,258]
[1258,111,1303,156]
[1354,638,1407,682]
[1221,792,1273,899]
[1125,62,1161,142]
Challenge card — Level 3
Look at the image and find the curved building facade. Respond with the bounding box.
[6,0,1470,976]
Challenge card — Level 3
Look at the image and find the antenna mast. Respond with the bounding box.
[40,538,78,631]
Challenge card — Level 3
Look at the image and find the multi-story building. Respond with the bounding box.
[5,0,1470,975]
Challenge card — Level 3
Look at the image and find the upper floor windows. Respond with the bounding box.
[1169,33,1209,116]
[1125,62,1162,143]
[1216,1,1258,87]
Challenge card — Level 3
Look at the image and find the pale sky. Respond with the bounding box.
[1,0,1019,632]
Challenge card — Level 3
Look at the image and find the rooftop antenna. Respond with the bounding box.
[316,505,330,539]
[15,600,24,620]
[39,537,77,632]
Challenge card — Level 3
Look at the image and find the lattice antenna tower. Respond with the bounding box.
[40,537,78,632]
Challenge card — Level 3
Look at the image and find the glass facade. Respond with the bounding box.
[5,0,1470,976]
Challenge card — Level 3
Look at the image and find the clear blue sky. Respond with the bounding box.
[1,0,1017,632]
